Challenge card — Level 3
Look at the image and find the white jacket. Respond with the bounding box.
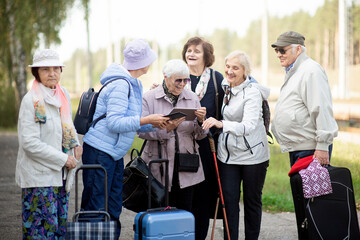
[217,78,270,165]
[16,87,77,188]
[271,52,338,153]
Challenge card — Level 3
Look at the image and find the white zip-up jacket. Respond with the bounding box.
[217,78,270,165]
[16,87,78,188]
[271,52,338,153]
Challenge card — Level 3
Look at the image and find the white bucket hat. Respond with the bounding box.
[28,49,65,67]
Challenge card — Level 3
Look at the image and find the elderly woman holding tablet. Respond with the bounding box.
[138,59,207,212]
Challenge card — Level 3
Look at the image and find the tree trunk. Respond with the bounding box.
[322,28,329,69]
[85,4,93,89]
[315,39,321,62]
[7,1,27,109]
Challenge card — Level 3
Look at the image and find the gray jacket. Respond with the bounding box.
[271,52,338,153]
[217,77,270,165]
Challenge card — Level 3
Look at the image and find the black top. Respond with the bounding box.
[190,69,224,120]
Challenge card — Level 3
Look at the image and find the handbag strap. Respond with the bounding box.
[212,69,220,120]
[157,140,162,158]
[174,130,196,153]
[140,139,147,155]
[127,140,147,168]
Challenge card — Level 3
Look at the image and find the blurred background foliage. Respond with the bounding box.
[1,0,360,128]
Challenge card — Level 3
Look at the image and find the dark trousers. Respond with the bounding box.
[218,160,269,240]
[169,160,195,212]
[80,142,124,238]
[289,144,333,166]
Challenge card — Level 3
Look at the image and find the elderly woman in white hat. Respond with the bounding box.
[15,49,83,238]
[80,39,169,238]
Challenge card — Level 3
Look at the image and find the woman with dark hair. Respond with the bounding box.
[182,37,225,239]
[16,49,82,238]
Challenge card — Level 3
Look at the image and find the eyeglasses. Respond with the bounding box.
[224,86,231,105]
[174,78,190,84]
[274,46,292,55]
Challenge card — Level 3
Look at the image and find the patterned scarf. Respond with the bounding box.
[162,80,179,107]
[31,80,78,152]
[186,67,211,100]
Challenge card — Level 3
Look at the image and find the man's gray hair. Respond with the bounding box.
[163,59,190,78]
[291,44,306,53]
[224,50,252,77]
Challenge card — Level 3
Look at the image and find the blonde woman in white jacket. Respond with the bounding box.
[16,49,82,239]
[202,50,270,240]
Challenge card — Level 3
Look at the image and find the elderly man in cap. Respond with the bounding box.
[270,31,338,167]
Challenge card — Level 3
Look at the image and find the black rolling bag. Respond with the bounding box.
[290,165,360,240]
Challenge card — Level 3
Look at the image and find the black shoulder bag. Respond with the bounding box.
[174,131,200,172]
[122,140,166,212]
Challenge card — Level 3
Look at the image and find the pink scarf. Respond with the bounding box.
[31,80,77,152]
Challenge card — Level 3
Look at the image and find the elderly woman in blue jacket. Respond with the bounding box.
[81,39,169,238]
[202,50,270,240]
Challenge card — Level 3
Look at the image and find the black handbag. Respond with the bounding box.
[175,133,200,173]
[176,153,200,172]
[122,141,166,212]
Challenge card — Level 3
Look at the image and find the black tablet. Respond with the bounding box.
[167,108,198,121]
[164,111,187,120]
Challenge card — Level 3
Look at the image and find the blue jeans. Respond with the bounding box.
[80,142,124,238]
[218,160,269,240]
[289,144,333,167]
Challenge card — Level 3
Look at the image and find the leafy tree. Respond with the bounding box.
[80,0,93,88]
[0,0,75,112]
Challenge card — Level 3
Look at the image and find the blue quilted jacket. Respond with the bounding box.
[83,63,153,160]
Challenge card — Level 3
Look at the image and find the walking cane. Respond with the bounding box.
[208,133,231,240]
[210,197,220,239]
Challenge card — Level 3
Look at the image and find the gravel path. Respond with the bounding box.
[1,132,358,239]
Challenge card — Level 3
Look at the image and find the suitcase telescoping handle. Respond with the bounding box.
[148,159,169,209]
[74,164,108,213]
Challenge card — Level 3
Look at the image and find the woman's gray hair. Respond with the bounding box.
[291,44,306,53]
[162,59,190,78]
[224,50,251,77]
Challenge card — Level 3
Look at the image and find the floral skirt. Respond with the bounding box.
[22,185,69,240]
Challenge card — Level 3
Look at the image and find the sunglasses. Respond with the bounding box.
[224,86,231,105]
[174,78,190,84]
[274,46,292,55]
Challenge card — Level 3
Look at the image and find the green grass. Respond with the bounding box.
[71,97,80,120]
[130,136,145,151]
[262,140,360,213]
[129,136,360,213]
[262,143,295,212]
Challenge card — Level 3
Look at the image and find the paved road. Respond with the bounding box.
[0,132,357,239]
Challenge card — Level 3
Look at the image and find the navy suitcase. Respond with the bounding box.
[290,165,360,240]
[133,159,195,240]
